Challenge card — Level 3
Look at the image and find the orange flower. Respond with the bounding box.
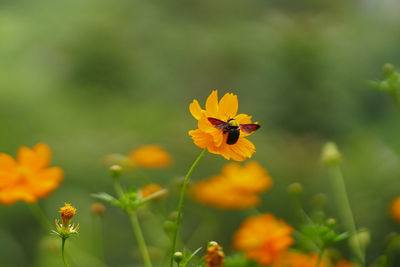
[233,213,293,265]
[189,90,259,161]
[192,161,272,209]
[272,251,325,267]
[335,260,359,267]
[0,143,63,204]
[129,145,172,168]
[390,196,400,222]
[204,241,225,267]
[55,203,79,237]
[139,183,168,200]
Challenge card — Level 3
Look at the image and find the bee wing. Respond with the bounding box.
[240,123,260,134]
[208,117,228,129]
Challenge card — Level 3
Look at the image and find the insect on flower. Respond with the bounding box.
[207,117,260,145]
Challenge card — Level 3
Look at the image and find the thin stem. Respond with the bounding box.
[62,238,71,267]
[169,148,207,267]
[315,245,325,267]
[28,202,51,232]
[129,212,152,267]
[113,178,152,267]
[330,166,364,265]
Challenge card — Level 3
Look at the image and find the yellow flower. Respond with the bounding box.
[189,90,258,161]
[55,203,79,238]
[129,145,172,168]
[233,213,293,265]
[390,196,400,222]
[139,183,168,200]
[192,161,272,209]
[0,143,63,204]
[272,251,325,267]
[204,241,225,267]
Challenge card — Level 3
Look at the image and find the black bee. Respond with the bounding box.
[207,117,260,145]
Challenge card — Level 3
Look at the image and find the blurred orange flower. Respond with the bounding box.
[390,196,400,222]
[335,260,358,267]
[0,143,63,204]
[129,145,172,168]
[233,213,293,265]
[189,90,258,161]
[139,183,168,200]
[192,161,272,209]
[273,251,325,267]
[204,241,225,267]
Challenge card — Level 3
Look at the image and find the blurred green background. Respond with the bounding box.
[1,0,400,266]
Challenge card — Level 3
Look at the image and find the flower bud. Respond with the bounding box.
[326,218,336,227]
[312,193,327,207]
[90,202,106,216]
[349,229,370,249]
[109,165,123,179]
[163,220,175,234]
[173,251,183,264]
[287,182,303,196]
[383,63,395,76]
[321,142,341,166]
[169,211,179,221]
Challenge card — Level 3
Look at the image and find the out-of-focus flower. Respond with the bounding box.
[192,161,272,209]
[272,251,325,267]
[129,145,172,168]
[321,142,341,166]
[55,203,79,238]
[139,183,168,200]
[90,202,106,215]
[0,143,63,204]
[233,213,293,265]
[189,90,259,161]
[204,241,225,267]
[101,153,132,168]
[334,260,359,267]
[390,196,400,222]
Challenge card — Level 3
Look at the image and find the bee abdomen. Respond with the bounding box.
[226,129,240,145]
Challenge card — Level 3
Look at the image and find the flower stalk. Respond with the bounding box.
[169,148,207,267]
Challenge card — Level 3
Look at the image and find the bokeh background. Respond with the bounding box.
[1,0,400,266]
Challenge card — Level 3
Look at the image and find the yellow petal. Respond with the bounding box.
[0,153,16,172]
[205,90,219,117]
[218,93,238,120]
[235,113,252,124]
[189,99,203,120]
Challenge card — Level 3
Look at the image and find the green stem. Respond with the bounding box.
[62,238,71,267]
[113,178,152,267]
[169,148,207,267]
[315,246,325,267]
[330,166,364,265]
[129,212,152,267]
[28,202,51,232]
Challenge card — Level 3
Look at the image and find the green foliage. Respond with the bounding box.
[224,254,259,267]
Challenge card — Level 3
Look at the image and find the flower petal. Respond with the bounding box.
[18,143,51,170]
[205,90,219,117]
[189,99,203,120]
[234,113,252,124]
[219,93,238,120]
[0,153,16,172]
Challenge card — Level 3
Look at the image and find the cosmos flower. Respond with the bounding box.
[390,196,400,222]
[129,145,172,168]
[272,251,325,267]
[138,183,168,200]
[55,203,79,238]
[233,213,293,265]
[192,161,272,209]
[189,90,259,161]
[204,241,225,267]
[0,143,63,204]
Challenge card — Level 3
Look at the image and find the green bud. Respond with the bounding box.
[321,142,341,166]
[326,218,336,227]
[109,165,123,179]
[312,193,327,207]
[287,182,303,196]
[383,63,395,76]
[349,229,370,249]
[208,240,218,247]
[163,220,175,233]
[169,211,179,221]
[173,251,183,263]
